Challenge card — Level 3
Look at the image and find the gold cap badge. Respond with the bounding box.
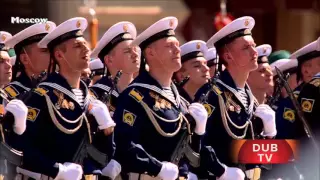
[169,19,174,28]
[76,20,81,28]
[1,35,6,42]
[123,24,128,32]
[244,19,250,27]
[196,42,201,49]
[45,23,50,31]
[263,47,267,54]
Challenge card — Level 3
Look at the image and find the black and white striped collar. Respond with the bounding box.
[12,71,33,90]
[217,70,255,114]
[128,71,181,107]
[38,72,90,108]
[90,76,119,97]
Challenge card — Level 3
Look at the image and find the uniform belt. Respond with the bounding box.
[16,167,54,180]
[0,142,23,166]
[15,174,54,180]
[128,173,161,180]
[128,173,186,180]
[85,174,98,180]
[245,168,261,180]
[86,144,108,166]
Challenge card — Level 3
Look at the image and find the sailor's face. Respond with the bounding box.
[0,51,12,85]
[81,68,91,79]
[112,40,140,74]
[227,35,258,72]
[81,67,92,85]
[248,62,274,90]
[209,65,216,78]
[25,43,50,75]
[155,36,181,72]
[64,37,90,71]
[182,57,210,86]
[301,57,320,82]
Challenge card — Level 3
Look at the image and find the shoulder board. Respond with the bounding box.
[129,88,144,102]
[309,78,320,87]
[212,85,222,95]
[313,73,320,78]
[4,85,19,98]
[0,104,4,116]
[33,87,48,96]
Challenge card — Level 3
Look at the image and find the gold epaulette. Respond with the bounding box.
[212,85,222,95]
[129,88,144,102]
[309,78,320,87]
[4,85,19,98]
[33,87,48,96]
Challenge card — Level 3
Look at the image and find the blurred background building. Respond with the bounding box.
[1,0,320,53]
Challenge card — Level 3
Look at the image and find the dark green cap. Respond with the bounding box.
[268,50,291,64]
[8,48,16,57]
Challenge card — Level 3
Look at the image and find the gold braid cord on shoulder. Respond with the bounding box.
[0,89,9,102]
[140,100,192,138]
[44,94,92,143]
[217,93,255,140]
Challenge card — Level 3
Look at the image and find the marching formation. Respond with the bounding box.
[0,15,319,180]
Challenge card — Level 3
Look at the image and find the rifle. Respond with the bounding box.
[275,67,319,151]
[170,113,197,166]
[1,70,47,125]
[74,71,123,168]
[198,76,219,104]
[275,67,318,147]
[173,75,190,87]
[0,92,23,168]
[275,67,319,180]
[170,77,201,166]
[198,53,221,104]
[31,70,47,87]
[72,130,89,165]
[0,88,35,168]
[101,70,122,105]
[266,72,290,108]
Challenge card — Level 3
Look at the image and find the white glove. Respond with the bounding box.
[254,104,277,137]
[188,172,198,180]
[217,165,245,180]
[101,159,122,180]
[5,99,28,135]
[188,103,208,135]
[89,99,116,130]
[54,163,83,180]
[157,162,179,180]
